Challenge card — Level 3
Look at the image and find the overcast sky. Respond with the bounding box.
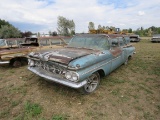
[1,0,160,33]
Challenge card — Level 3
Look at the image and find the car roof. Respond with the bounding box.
[75,33,110,38]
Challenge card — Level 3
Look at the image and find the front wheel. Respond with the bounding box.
[78,72,100,94]
[10,58,22,67]
[12,60,22,67]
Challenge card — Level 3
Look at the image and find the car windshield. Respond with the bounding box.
[67,35,110,50]
[0,39,6,47]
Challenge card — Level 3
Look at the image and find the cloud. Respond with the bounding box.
[107,21,112,24]
[138,11,145,16]
[0,0,160,33]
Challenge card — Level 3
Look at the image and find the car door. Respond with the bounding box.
[110,38,123,71]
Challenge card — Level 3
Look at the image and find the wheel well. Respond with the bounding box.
[97,69,105,78]
[128,55,132,60]
[10,57,28,65]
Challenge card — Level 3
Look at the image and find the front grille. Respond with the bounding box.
[34,60,67,78]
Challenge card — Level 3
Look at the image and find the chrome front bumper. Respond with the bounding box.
[28,67,87,89]
[0,61,10,64]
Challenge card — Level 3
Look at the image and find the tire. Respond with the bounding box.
[21,58,28,65]
[12,60,22,67]
[78,72,100,94]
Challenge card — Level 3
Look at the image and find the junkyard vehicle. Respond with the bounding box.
[21,36,70,47]
[28,34,135,94]
[0,39,33,67]
[151,34,160,42]
[0,37,69,67]
[129,34,140,42]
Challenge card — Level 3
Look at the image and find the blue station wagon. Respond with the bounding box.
[28,34,135,94]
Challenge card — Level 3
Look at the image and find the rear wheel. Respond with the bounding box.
[124,55,133,65]
[124,57,128,65]
[79,72,100,94]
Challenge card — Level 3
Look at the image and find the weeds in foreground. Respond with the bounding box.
[14,101,42,120]
[24,101,42,118]
[52,115,68,120]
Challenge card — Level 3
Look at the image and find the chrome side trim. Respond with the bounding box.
[0,61,10,64]
[81,56,121,75]
[28,67,87,89]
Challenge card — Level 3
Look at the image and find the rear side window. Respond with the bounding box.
[50,39,65,45]
[6,40,17,46]
[39,40,50,46]
[112,39,119,47]
[0,39,6,46]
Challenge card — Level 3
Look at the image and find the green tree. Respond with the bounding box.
[0,25,21,38]
[49,31,52,36]
[128,28,132,33]
[102,26,105,30]
[147,28,152,37]
[21,31,32,37]
[52,31,58,36]
[157,28,160,34]
[88,22,95,30]
[0,19,22,38]
[57,16,75,36]
[105,26,109,30]
[0,19,11,28]
[98,24,102,29]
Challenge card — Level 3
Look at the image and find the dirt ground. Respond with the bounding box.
[0,38,160,120]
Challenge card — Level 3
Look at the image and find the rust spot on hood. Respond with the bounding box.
[36,47,100,64]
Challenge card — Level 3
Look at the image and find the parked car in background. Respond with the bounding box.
[0,36,70,67]
[28,34,135,94]
[151,34,160,42]
[0,39,32,67]
[21,36,71,47]
[129,34,140,42]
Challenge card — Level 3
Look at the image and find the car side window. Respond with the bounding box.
[124,37,130,44]
[119,38,125,46]
[39,40,50,46]
[6,40,17,46]
[111,39,119,47]
[100,38,110,50]
[51,39,61,45]
[0,39,6,46]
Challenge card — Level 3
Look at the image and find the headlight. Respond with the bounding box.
[65,72,72,79]
[28,59,35,67]
[65,71,79,81]
[72,72,79,81]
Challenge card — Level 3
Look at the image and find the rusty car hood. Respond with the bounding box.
[31,47,100,65]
